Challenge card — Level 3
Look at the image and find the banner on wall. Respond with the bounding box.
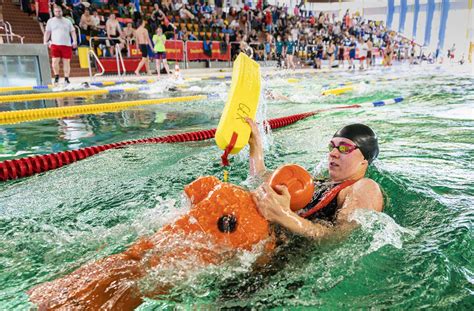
[424,0,435,46]
[164,40,185,61]
[399,0,407,34]
[186,41,231,61]
[413,0,420,38]
[437,0,450,50]
[386,0,394,29]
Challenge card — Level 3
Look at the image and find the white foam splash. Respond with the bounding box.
[188,86,202,92]
[349,208,417,252]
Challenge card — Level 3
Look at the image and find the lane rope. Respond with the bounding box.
[0,97,403,181]
[0,87,151,103]
[0,95,207,125]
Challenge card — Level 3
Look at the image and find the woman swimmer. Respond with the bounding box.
[246,119,383,241]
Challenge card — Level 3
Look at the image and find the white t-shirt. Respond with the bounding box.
[291,28,299,41]
[46,17,74,46]
[359,42,368,58]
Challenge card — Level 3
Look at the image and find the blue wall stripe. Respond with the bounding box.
[399,0,408,33]
[424,0,435,46]
[387,0,395,29]
[437,0,450,50]
[413,0,420,37]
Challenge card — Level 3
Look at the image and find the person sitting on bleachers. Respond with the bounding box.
[122,22,135,41]
[129,0,142,23]
[65,0,85,25]
[91,10,105,29]
[106,13,124,57]
[117,1,130,18]
[79,9,98,36]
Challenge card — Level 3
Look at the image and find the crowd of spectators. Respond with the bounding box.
[31,0,420,69]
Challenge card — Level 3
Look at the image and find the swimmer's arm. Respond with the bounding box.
[252,184,341,241]
[246,117,266,176]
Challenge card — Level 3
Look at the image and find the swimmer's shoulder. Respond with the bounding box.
[338,178,383,212]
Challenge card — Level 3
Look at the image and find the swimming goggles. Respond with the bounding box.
[328,141,358,154]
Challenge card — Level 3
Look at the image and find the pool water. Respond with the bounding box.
[0,65,473,309]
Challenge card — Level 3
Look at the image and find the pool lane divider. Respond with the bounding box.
[0,86,153,103]
[0,79,158,94]
[0,94,206,125]
[321,85,355,96]
[0,98,404,182]
[0,85,53,93]
[369,97,404,107]
[0,111,320,182]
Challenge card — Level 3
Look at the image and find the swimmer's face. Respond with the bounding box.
[328,137,367,182]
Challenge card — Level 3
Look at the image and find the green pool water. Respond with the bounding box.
[0,65,472,309]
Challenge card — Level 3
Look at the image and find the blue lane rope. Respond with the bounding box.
[369,97,404,107]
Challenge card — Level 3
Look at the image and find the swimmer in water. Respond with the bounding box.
[264,89,289,101]
[247,119,383,240]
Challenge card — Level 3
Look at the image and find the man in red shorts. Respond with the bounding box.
[44,6,77,85]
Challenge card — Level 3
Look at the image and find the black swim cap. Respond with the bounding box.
[333,124,379,164]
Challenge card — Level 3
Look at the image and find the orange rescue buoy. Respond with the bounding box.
[28,175,275,310]
[269,164,314,211]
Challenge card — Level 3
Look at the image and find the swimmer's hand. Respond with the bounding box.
[252,183,291,223]
[246,117,262,153]
[253,183,336,241]
[246,117,266,176]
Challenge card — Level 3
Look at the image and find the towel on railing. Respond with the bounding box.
[219,42,227,54]
[203,39,212,57]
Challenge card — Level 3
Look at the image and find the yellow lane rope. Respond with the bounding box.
[0,79,159,94]
[0,85,52,93]
[0,87,146,103]
[0,95,206,125]
[321,86,355,96]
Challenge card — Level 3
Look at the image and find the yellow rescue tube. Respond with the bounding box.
[215,53,261,154]
[321,85,354,96]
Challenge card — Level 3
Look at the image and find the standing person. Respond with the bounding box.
[337,40,345,68]
[348,36,356,70]
[44,6,77,85]
[285,34,296,70]
[314,37,323,69]
[131,0,142,23]
[106,13,123,57]
[327,40,336,68]
[366,37,373,68]
[152,27,171,78]
[409,41,416,65]
[358,37,368,70]
[275,35,284,68]
[265,31,273,61]
[134,19,152,76]
[35,0,51,34]
[449,44,456,62]
[384,41,393,66]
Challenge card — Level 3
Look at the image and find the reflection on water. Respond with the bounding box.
[0,96,217,160]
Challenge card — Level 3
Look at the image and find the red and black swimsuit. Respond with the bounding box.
[297,179,356,223]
